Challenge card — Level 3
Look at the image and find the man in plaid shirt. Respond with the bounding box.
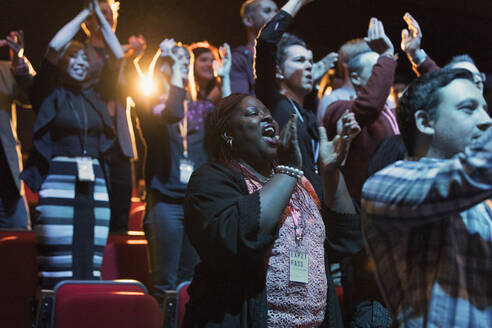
[362,68,492,327]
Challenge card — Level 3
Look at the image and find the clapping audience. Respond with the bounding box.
[137,38,232,304]
[2,1,492,327]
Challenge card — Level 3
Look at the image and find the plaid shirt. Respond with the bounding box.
[362,128,492,327]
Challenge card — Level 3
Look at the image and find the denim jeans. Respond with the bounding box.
[144,195,199,304]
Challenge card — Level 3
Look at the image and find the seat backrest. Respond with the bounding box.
[54,279,147,298]
[53,280,160,328]
[176,281,191,328]
[0,230,38,328]
[101,232,151,290]
[128,203,145,231]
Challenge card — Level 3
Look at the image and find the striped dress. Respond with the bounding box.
[35,156,110,289]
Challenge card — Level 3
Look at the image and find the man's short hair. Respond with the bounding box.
[397,68,475,155]
[337,38,370,78]
[347,51,371,75]
[276,33,307,66]
[339,38,371,64]
[444,54,476,69]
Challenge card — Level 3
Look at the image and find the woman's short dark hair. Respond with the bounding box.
[205,93,249,161]
[397,68,474,155]
[275,33,307,66]
[58,41,87,78]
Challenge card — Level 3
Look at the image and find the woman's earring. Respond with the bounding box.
[222,132,233,149]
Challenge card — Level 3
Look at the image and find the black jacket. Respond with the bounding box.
[20,59,115,192]
[183,162,363,327]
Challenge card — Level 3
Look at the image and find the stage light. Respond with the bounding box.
[140,76,156,95]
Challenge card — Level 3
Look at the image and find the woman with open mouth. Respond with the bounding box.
[183,92,362,327]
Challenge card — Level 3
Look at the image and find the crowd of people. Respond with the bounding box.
[1,0,492,327]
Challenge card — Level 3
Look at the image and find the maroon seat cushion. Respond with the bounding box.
[177,282,191,328]
[54,292,161,328]
[0,231,37,328]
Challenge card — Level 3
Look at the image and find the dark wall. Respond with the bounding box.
[1,0,491,150]
[2,0,492,72]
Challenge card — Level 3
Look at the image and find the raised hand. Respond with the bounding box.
[318,126,348,173]
[365,17,394,56]
[401,13,422,56]
[159,38,177,59]
[336,110,361,142]
[213,43,232,79]
[282,0,315,18]
[124,34,146,59]
[312,52,338,81]
[5,30,24,59]
[277,115,302,170]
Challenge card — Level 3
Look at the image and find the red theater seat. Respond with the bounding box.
[176,281,191,328]
[0,230,38,328]
[101,232,151,291]
[52,280,161,328]
[128,203,145,231]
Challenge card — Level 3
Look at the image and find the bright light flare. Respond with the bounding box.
[140,76,156,96]
[134,48,162,98]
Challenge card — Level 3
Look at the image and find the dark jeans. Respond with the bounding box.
[108,146,132,233]
[349,300,393,328]
[144,195,199,304]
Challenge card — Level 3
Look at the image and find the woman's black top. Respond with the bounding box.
[20,58,116,192]
[183,162,363,327]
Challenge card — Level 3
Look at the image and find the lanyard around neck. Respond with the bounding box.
[178,101,189,158]
[286,98,319,166]
[68,96,88,155]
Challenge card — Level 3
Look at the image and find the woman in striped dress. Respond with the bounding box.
[20,0,123,289]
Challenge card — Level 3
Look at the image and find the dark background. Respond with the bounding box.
[1,0,492,149]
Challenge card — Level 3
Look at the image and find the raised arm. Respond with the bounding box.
[401,12,439,77]
[254,0,313,109]
[93,0,123,59]
[319,111,360,213]
[258,115,302,236]
[47,7,91,56]
[155,39,189,123]
[319,116,363,260]
[347,18,397,127]
[214,43,232,98]
[4,30,35,106]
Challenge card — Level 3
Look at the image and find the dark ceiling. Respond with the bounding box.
[2,0,492,75]
[1,0,491,151]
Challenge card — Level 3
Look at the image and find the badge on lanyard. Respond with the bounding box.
[179,158,194,184]
[289,250,309,283]
[289,207,308,283]
[76,157,95,182]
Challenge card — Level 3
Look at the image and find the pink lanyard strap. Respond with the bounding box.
[382,106,400,135]
[291,205,302,243]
